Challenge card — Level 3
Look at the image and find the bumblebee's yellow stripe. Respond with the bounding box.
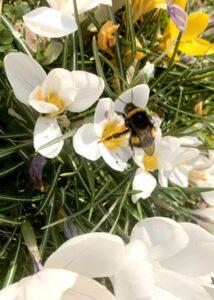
[126,107,142,118]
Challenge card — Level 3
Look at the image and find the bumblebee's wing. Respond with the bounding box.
[130,125,155,156]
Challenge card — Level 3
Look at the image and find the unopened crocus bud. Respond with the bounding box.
[29,154,46,191]
[167,4,188,33]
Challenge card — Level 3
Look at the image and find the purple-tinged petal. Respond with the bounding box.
[167,4,188,33]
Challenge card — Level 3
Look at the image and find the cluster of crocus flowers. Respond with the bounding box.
[160,0,214,58]
[23,0,112,38]
[1,217,213,299]
[4,52,104,158]
[73,84,160,172]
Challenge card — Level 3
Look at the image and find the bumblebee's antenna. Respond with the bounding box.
[116,87,134,105]
[116,95,126,104]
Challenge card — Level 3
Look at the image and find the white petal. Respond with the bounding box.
[132,168,157,202]
[156,136,181,170]
[179,136,202,147]
[73,123,101,161]
[0,269,115,300]
[34,117,63,158]
[63,0,112,15]
[201,191,214,207]
[158,170,169,187]
[152,288,180,300]
[46,0,62,10]
[0,282,19,299]
[115,84,150,113]
[112,240,155,300]
[3,52,46,105]
[62,274,116,300]
[94,98,117,136]
[23,7,77,38]
[41,68,76,107]
[190,208,214,234]
[99,142,129,172]
[68,71,104,113]
[168,165,189,187]
[203,284,214,300]
[29,87,58,114]
[130,217,189,262]
[162,222,214,277]
[156,269,212,300]
[181,222,214,243]
[45,232,125,278]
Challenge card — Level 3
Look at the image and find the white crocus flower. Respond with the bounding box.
[132,135,199,202]
[0,232,124,299]
[111,217,214,300]
[23,0,112,38]
[73,98,131,171]
[4,52,104,158]
[188,150,214,206]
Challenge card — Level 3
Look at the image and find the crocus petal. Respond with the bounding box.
[167,4,188,32]
[29,88,58,114]
[3,52,46,105]
[45,232,125,278]
[202,191,214,207]
[179,136,202,147]
[190,208,214,234]
[115,84,150,113]
[162,222,214,277]
[64,0,112,15]
[23,7,77,38]
[132,168,157,202]
[68,71,104,113]
[46,0,62,10]
[41,68,76,107]
[62,273,116,300]
[99,142,129,172]
[181,222,214,243]
[0,282,19,299]
[112,240,155,300]
[179,37,214,56]
[0,269,115,300]
[184,12,209,38]
[152,287,180,300]
[73,123,101,161]
[34,117,63,158]
[94,98,116,137]
[168,165,189,187]
[130,217,189,262]
[156,269,211,300]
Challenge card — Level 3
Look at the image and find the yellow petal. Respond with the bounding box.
[179,37,214,56]
[147,0,167,12]
[184,12,209,38]
[174,0,187,9]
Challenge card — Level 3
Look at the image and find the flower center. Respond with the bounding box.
[100,120,128,150]
[189,170,206,182]
[143,154,158,171]
[37,89,65,114]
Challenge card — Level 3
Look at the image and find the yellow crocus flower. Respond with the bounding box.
[159,0,214,58]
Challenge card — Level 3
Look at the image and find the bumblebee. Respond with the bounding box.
[103,102,156,156]
[123,103,156,156]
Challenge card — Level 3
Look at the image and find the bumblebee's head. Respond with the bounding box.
[124,103,136,114]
